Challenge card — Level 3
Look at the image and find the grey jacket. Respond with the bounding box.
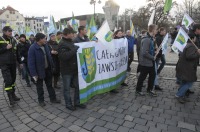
[139,34,155,67]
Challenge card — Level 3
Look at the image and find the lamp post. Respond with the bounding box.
[90,0,101,19]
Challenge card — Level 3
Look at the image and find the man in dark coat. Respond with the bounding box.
[175,33,200,103]
[0,26,20,105]
[58,28,86,111]
[28,33,60,107]
[48,33,60,89]
[16,34,31,87]
[73,26,89,43]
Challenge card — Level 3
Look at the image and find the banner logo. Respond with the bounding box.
[79,47,96,83]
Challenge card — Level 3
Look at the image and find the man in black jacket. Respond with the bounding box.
[16,34,31,87]
[155,27,166,75]
[73,26,89,43]
[0,26,20,105]
[58,28,86,111]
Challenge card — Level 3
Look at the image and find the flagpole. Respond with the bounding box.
[189,38,199,50]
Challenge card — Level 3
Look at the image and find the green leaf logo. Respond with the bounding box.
[79,47,96,83]
[177,33,186,45]
[105,31,113,42]
[184,17,189,26]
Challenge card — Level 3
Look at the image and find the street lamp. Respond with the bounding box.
[90,0,101,19]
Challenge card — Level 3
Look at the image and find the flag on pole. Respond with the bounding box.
[181,13,194,29]
[161,33,169,55]
[164,0,172,14]
[87,16,97,40]
[148,10,155,26]
[172,27,189,52]
[95,20,113,44]
[59,22,63,31]
[130,20,136,37]
[72,12,78,32]
[25,26,34,37]
[48,15,57,35]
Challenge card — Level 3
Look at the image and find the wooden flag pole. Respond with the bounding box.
[189,37,199,50]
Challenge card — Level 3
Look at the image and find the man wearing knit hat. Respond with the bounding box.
[28,33,60,107]
[0,26,20,106]
[16,34,31,87]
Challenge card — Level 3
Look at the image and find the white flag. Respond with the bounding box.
[181,13,194,29]
[95,20,113,44]
[161,33,169,55]
[173,27,189,52]
[148,10,155,26]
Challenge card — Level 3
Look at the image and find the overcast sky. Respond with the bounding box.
[0,0,183,21]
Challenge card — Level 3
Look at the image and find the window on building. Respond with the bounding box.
[10,11,12,14]
[37,24,38,27]
[16,16,19,19]
[34,26,36,29]
[40,29,42,31]
[13,11,15,14]
[6,15,9,18]
[40,24,41,27]
[34,21,35,24]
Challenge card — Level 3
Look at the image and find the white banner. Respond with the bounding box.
[76,38,128,103]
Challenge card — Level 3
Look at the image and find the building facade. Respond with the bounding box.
[0,6,25,34]
[25,17,45,33]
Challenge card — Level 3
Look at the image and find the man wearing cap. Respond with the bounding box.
[0,26,20,105]
[48,33,60,89]
[16,34,31,87]
[58,28,86,111]
[28,33,61,107]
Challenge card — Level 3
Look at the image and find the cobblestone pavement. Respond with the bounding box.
[0,62,200,132]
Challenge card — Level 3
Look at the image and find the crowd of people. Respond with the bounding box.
[0,23,200,111]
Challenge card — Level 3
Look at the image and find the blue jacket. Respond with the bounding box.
[28,42,54,79]
[126,36,135,53]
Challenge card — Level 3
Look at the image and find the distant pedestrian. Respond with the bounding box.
[73,26,89,43]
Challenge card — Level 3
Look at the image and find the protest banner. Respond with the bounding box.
[76,38,128,103]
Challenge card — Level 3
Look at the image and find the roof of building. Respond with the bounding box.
[60,13,104,23]
[0,5,18,15]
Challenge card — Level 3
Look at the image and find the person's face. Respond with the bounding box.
[195,29,200,35]
[116,31,123,38]
[81,28,87,36]
[153,28,158,36]
[160,30,166,36]
[68,33,74,39]
[127,31,131,36]
[51,35,56,41]
[4,30,12,37]
[39,37,47,45]
[30,36,34,40]
[20,37,25,42]
[57,34,62,40]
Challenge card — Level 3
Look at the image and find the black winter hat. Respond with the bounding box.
[19,34,26,39]
[35,33,46,42]
[49,33,55,37]
[3,26,12,32]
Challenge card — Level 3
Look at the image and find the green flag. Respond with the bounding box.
[88,16,97,40]
[164,0,172,14]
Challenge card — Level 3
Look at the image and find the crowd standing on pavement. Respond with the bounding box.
[0,22,200,111]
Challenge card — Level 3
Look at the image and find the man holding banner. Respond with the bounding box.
[58,28,86,111]
[135,24,158,97]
